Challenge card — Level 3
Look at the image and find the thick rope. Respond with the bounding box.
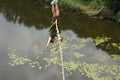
[49,20,57,30]
[55,20,65,80]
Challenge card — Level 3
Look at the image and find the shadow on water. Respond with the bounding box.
[0,0,120,80]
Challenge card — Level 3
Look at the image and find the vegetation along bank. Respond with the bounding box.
[44,0,120,23]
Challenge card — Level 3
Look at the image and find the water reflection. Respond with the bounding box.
[0,0,120,42]
[0,0,51,29]
[0,13,120,79]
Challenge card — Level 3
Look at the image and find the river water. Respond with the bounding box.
[0,0,120,80]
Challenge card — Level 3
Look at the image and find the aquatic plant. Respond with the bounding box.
[8,53,31,66]
[43,58,120,80]
[44,57,60,65]
[8,53,42,69]
[111,54,120,61]
[74,52,85,58]
[112,43,120,50]
[92,54,110,61]
[29,61,42,69]
[8,36,120,80]
[94,36,111,45]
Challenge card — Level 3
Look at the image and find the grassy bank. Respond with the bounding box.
[60,0,120,22]
[44,0,120,23]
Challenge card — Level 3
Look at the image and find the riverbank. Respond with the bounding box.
[60,0,120,22]
[44,0,120,23]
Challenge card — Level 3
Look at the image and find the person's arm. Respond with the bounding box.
[46,37,51,48]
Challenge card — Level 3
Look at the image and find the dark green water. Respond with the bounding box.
[0,0,120,80]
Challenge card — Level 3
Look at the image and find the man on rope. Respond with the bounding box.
[46,0,62,48]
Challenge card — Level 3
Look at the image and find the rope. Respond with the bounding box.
[55,20,65,80]
[49,20,57,30]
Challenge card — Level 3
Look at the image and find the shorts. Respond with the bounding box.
[49,24,57,37]
[52,16,59,23]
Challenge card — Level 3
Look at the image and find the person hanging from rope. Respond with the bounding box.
[46,0,62,48]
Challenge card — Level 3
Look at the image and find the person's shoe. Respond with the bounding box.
[51,0,55,5]
[54,0,58,3]
[54,0,58,4]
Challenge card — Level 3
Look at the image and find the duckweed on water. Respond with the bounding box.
[71,44,86,49]
[8,54,120,80]
[92,54,111,61]
[112,43,120,50]
[43,58,120,80]
[43,57,60,65]
[94,36,111,45]
[74,52,85,58]
[71,38,92,49]
[29,61,42,69]
[8,36,120,80]
[8,53,42,69]
[8,53,31,66]
[111,54,120,61]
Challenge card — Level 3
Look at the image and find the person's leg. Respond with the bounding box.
[52,4,56,17]
[55,3,59,17]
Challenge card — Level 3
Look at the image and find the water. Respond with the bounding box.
[0,0,120,80]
